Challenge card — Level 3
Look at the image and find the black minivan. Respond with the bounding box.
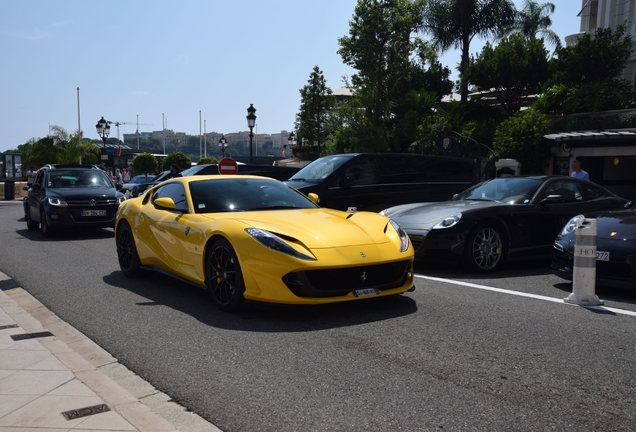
[285,153,477,211]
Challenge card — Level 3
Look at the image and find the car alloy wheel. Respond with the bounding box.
[26,208,39,231]
[205,238,245,312]
[40,208,54,238]
[466,224,504,272]
[117,222,142,277]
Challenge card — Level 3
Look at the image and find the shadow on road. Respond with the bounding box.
[103,270,419,333]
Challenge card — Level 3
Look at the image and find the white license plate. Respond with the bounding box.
[596,251,610,261]
[81,210,106,216]
[353,288,379,297]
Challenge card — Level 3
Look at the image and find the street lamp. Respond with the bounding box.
[95,117,110,164]
[246,104,257,164]
[218,135,228,158]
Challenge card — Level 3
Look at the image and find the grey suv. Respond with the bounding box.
[24,164,125,237]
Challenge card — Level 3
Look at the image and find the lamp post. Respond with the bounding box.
[95,117,110,166]
[218,135,228,158]
[287,131,296,158]
[246,104,256,164]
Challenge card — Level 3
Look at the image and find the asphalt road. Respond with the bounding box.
[1,201,635,431]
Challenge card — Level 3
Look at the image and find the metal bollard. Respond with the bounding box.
[564,218,604,306]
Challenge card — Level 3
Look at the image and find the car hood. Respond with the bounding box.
[382,200,498,228]
[202,209,392,248]
[49,188,122,200]
[593,211,636,240]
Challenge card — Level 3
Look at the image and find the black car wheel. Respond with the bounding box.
[205,238,245,312]
[26,208,39,231]
[40,208,55,237]
[465,224,505,272]
[117,221,142,277]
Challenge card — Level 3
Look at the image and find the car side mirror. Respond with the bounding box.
[539,194,564,206]
[339,176,355,189]
[154,197,178,211]
[625,201,635,209]
[30,183,41,191]
[307,193,320,205]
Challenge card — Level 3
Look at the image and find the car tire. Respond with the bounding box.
[205,238,245,312]
[117,221,142,277]
[464,223,506,272]
[26,208,39,231]
[40,208,55,238]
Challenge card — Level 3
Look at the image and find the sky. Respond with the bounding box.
[0,0,582,153]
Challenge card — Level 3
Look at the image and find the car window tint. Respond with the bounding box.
[581,183,609,200]
[379,156,427,183]
[339,156,378,186]
[546,180,583,202]
[427,159,474,182]
[153,183,188,212]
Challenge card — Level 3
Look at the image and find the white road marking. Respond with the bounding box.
[416,274,636,317]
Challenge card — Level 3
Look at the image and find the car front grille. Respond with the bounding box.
[282,260,412,298]
[552,246,571,269]
[408,234,424,252]
[66,199,118,207]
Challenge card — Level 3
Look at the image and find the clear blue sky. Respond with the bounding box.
[0,0,581,153]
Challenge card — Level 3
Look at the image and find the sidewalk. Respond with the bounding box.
[0,271,222,431]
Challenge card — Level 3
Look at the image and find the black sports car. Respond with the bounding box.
[552,203,636,289]
[380,176,630,272]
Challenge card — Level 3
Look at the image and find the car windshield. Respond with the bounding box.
[49,170,112,188]
[288,155,354,182]
[452,177,543,202]
[180,165,210,177]
[189,178,318,213]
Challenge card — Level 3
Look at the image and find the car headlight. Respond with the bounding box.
[389,219,410,253]
[246,228,316,260]
[117,196,125,204]
[47,197,68,207]
[561,214,584,236]
[433,212,462,229]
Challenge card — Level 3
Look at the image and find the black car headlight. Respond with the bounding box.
[389,220,410,253]
[246,228,316,260]
[433,212,462,229]
[561,214,584,236]
[47,197,68,207]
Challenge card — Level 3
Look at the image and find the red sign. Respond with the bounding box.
[218,157,239,175]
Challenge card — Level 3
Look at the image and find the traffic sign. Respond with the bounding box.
[218,157,239,175]
[106,147,114,155]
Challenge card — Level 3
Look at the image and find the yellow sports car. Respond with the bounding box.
[115,175,414,311]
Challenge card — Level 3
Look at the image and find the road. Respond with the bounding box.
[1,201,635,431]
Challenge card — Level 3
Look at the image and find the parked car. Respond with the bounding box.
[284,153,477,212]
[120,174,155,195]
[379,176,630,272]
[552,202,636,289]
[126,163,301,199]
[25,164,125,237]
[115,175,414,311]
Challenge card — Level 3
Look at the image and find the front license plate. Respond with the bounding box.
[596,251,610,261]
[353,288,379,297]
[81,210,106,216]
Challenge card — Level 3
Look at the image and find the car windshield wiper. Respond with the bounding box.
[461,198,496,202]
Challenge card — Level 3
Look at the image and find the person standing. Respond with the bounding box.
[570,159,590,181]
[169,163,182,178]
[115,168,124,185]
[26,166,36,188]
[123,168,131,183]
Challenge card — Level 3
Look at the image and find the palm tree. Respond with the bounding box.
[504,0,562,50]
[422,0,516,102]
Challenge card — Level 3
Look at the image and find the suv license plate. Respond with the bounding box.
[82,210,106,216]
[596,251,610,261]
[353,288,379,297]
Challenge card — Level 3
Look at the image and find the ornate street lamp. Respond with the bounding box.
[218,135,228,158]
[95,117,110,165]
[246,104,256,164]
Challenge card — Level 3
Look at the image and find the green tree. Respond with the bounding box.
[162,151,191,171]
[295,65,335,156]
[132,153,158,177]
[536,25,635,114]
[467,33,550,113]
[505,0,561,50]
[492,107,551,174]
[197,157,218,165]
[337,0,453,153]
[422,0,516,102]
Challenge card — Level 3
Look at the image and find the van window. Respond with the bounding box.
[289,155,353,182]
[427,159,475,182]
[378,155,428,184]
[336,156,378,186]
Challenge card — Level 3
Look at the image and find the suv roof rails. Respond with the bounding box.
[45,164,100,169]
